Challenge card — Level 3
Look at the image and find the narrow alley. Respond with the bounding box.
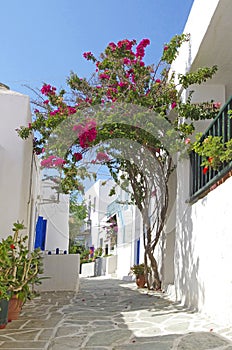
[0,277,232,349]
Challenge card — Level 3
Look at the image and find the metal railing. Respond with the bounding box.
[189,96,232,202]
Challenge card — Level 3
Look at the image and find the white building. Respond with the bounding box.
[84,179,117,250]
[38,178,70,253]
[104,188,143,279]
[0,84,70,253]
[85,178,144,278]
[161,0,232,327]
[0,84,39,246]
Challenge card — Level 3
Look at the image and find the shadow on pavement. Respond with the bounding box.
[47,278,232,350]
[0,277,231,350]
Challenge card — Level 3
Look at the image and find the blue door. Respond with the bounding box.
[136,238,140,265]
[34,216,47,251]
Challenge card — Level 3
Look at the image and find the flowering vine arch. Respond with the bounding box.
[18,35,219,288]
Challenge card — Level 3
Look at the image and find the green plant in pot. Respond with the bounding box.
[0,236,14,328]
[94,247,103,259]
[130,263,151,288]
[0,221,44,323]
[0,278,10,329]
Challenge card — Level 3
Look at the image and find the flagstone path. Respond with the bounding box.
[0,277,231,349]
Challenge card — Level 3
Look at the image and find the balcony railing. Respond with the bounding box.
[189,96,232,202]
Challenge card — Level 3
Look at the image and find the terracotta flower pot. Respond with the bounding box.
[8,295,23,322]
[136,274,146,288]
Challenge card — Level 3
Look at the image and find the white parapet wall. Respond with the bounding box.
[105,255,117,275]
[37,254,80,292]
[116,243,134,279]
[81,261,95,277]
[80,256,117,277]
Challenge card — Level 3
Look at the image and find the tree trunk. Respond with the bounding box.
[119,151,172,292]
[144,251,151,290]
[143,225,162,290]
[147,248,161,290]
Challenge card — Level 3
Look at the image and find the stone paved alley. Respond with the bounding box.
[0,277,232,349]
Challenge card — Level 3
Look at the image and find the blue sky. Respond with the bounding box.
[0,0,194,98]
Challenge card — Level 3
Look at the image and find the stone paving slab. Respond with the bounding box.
[0,277,231,349]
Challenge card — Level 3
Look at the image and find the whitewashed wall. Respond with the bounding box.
[85,179,144,278]
[159,170,177,287]
[168,0,232,327]
[37,254,80,292]
[85,179,117,249]
[171,0,220,78]
[39,179,70,252]
[176,158,232,326]
[0,86,38,241]
[116,243,134,279]
[115,205,140,278]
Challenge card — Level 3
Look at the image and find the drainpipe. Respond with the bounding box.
[27,151,37,252]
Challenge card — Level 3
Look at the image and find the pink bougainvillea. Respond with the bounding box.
[50,108,60,116]
[118,81,128,88]
[171,102,177,109]
[99,73,110,80]
[85,97,93,104]
[73,119,97,148]
[67,106,77,115]
[117,39,135,51]
[41,155,66,168]
[108,42,117,51]
[73,152,83,161]
[96,152,110,162]
[123,57,131,65]
[83,51,95,60]
[41,84,56,96]
[17,34,220,200]
[135,38,150,59]
[213,102,221,109]
[79,129,97,148]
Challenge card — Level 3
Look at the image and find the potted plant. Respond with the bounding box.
[0,279,10,329]
[130,263,150,288]
[0,235,14,328]
[0,222,43,323]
